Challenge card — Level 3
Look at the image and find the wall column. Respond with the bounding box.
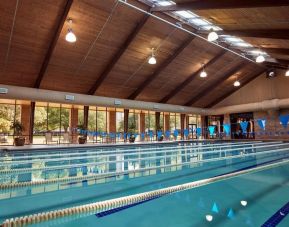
[124,109,129,141]
[70,108,78,143]
[83,106,89,130]
[140,112,145,141]
[180,114,186,139]
[108,111,116,133]
[155,112,160,131]
[201,116,207,139]
[21,103,32,144]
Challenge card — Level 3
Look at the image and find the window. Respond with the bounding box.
[145,111,155,132]
[97,109,107,132]
[88,109,97,132]
[116,111,124,132]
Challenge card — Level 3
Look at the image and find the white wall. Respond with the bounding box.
[215,71,289,107]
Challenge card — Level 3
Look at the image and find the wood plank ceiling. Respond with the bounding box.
[0,0,288,108]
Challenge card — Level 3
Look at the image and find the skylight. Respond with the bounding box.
[223,36,244,43]
[175,11,196,19]
[157,1,175,6]
[202,25,222,31]
[189,18,210,26]
[249,49,268,56]
[147,0,272,62]
[232,42,253,48]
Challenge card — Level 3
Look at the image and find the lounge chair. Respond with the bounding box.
[45,132,59,144]
[0,134,8,144]
[60,132,71,143]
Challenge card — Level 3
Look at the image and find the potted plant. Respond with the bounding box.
[128,122,136,143]
[11,121,25,146]
[77,124,87,144]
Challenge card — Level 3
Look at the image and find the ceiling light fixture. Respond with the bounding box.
[256,54,265,63]
[234,80,241,87]
[207,29,218,42]
[286,69,289,77]
[234,75,240,87]
[148,48,157,65]
[65,19,77,43]
[200,63,207,78]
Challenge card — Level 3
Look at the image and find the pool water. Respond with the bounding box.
[1,141,289,226]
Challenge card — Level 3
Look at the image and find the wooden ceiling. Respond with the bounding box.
[0,0,288,108]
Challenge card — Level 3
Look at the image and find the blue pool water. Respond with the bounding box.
[1,141,289,226]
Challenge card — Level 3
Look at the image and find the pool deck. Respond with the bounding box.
[0,140,190,151]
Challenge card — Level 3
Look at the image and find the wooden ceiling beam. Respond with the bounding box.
[34,0,74,88]
[263,47,289,56]
[160,50,227,103]
[205,68,266,108]
[185,61,247,106]
[151,0,289,12]
[265,62,288,70]
[276,59,289,65]
[127,36,195,100]
[88,14,150,95]
[225,29,289,40]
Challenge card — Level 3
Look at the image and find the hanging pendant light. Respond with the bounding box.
[207,29,218,42]
[256,54,265,63]
[200,63,207,78]
[148,48,157,65]
[285,69,289,77]
[65,19,77,43]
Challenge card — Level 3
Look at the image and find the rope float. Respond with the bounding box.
[2,158,289,227]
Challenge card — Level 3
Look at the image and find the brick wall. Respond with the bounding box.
[254,109,289,140]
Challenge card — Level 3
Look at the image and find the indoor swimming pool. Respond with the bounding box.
[1,141,289,226]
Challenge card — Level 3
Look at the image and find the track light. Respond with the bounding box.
[148,48,156,65]
[286,70,289,77]
[266,69,276,78]
[256,54,265,63]
[207,29,218,42]
[200,64,207,78]
[65,19,77,43]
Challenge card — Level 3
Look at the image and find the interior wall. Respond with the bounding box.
[215,72,289,107]
[254,109,289,140]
